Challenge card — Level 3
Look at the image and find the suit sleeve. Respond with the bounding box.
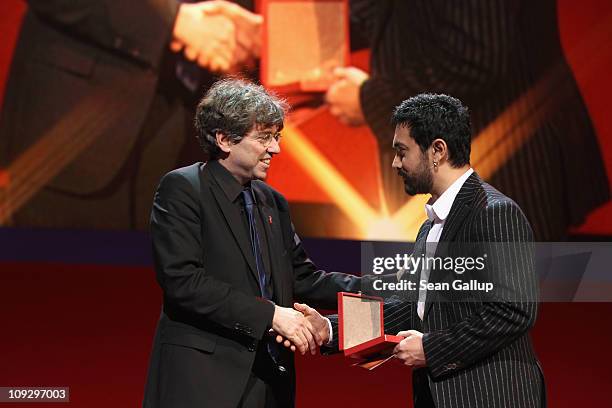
[422,200,538,378]
[291,227,361,309]
[27,0,179,68]
[151,171,275,340]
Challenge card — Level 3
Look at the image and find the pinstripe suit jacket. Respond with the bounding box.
[331,172,544,407]
[349,0,609,240]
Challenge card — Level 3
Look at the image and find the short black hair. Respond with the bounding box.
[194,78,288,160]
[392,93,471,167]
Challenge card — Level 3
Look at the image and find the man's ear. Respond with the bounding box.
[432,138,448,163]
[216,131,232,153]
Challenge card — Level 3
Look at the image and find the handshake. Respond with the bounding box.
[271,303,330,355]
[171,0,262,73]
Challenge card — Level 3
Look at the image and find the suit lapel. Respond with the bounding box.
[203,166,260,285]
[414,219,433,267]
[437,173,480,244]
[423,173,480,320]
[413,219,433,304]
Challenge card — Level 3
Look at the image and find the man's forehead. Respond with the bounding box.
[252,123,281,133]
[392,125,412,146]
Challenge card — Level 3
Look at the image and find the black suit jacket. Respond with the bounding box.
[329,173,544,408]
[143,161,360,407]
[0,0,178,192]
[0,0,180,229]
[350,0,609,240]
[0,0,253,230]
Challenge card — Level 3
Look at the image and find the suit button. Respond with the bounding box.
[248,342,256,352]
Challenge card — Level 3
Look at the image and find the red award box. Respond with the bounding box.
[338,292,403,360]
[260,0,350,93]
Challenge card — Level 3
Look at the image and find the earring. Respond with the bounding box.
[433,161,438,169]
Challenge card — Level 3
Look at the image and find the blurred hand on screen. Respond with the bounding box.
[212,1,263,60]
[171,1,262,73]
[326,66,369,126]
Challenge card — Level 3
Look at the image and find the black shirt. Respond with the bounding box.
[207,160,274,299]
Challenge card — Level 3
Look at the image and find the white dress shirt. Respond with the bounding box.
[417,168,474,320]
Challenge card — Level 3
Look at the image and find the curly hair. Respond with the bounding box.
[194,78,288,160]
[392,93,472,167]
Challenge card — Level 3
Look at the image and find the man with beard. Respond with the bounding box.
[305,93,545,407]
[390,93,544,407]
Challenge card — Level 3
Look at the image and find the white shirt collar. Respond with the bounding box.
[425,168,474,223]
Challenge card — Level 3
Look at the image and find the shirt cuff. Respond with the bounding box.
[325,317,333,344]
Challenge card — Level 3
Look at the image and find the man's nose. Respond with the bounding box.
[267,137,281,154]
[392,155,401,169]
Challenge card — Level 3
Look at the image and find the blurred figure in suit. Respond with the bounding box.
[326,0,609,240]
[0,0,260,230]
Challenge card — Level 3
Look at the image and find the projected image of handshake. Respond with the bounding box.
[171,1,262,73]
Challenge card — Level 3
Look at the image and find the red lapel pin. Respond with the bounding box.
[268,215,273,225]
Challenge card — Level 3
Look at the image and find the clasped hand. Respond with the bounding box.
[271,303,330,355]
[172,1,262,73]
[325,67,369,126]
[393,330,427,367]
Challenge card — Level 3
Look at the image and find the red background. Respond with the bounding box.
[1,262,611,407]
[1,1,612,407]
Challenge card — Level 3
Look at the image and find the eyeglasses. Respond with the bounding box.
[254,131,282,147]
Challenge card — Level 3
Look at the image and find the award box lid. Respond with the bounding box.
[338,292,402,358]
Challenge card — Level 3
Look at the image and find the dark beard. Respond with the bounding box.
[399,163,432,196]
